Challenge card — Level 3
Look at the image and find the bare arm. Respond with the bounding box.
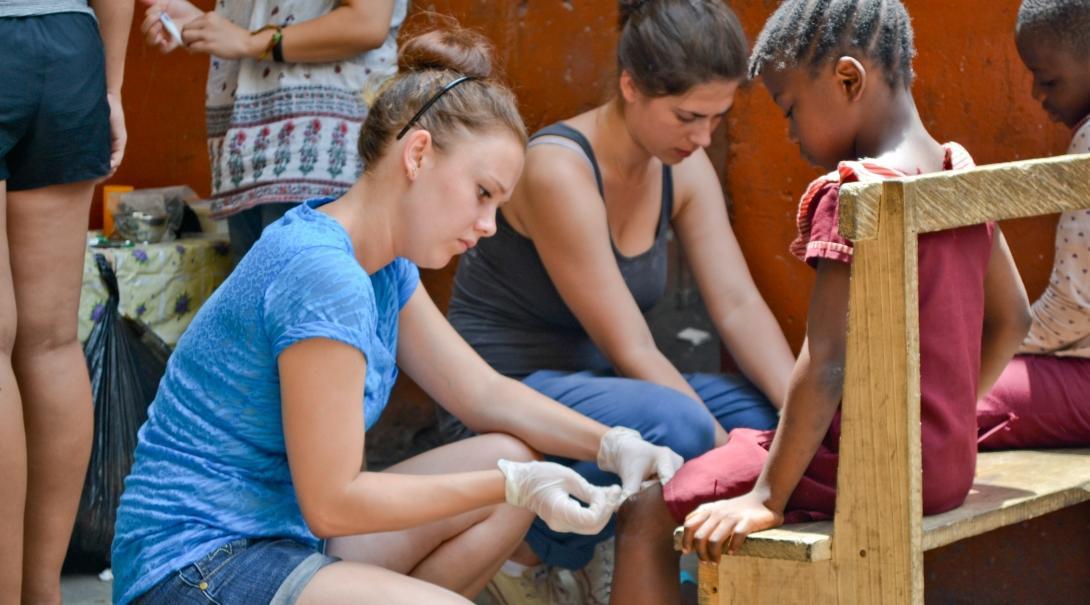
[90,0,133,173]
[91,0,132,95]
[280,337,506,539]
[672,151,795,407]
[396,287,606,461]
[978,228,1031,399]
[682,260,849,561]
[513,146,709,408]
[142,0,395,61]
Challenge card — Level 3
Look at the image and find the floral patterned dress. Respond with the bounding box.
[206,0,408,219]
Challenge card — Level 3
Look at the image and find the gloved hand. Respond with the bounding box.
[498,459,625,535]
[597,427,684,497]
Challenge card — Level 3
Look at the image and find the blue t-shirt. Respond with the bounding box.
[111,199,419,605]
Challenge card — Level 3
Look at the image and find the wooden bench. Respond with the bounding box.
[685,153,1090,605]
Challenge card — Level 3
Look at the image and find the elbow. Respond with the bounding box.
[799,357,845,408]
[297,488,362,539]
[300,505,342,540]
[987,302,1033,349]
[1014,305,1033,342]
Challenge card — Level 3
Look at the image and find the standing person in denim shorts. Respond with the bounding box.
[0,0,131,602]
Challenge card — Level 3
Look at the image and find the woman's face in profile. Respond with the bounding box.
[622,75,740,165]
[403,129,525,269]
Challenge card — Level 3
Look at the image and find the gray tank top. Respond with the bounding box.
[448,123,673,377]
[0,1,94,18]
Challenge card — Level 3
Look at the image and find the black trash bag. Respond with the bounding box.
[68,254,169,569]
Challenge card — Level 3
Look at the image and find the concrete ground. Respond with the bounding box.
[61,574,111,605]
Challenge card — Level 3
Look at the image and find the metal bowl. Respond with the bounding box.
[113,210,170,243]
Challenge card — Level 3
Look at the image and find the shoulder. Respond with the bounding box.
[514,140,606,230]
[670,149,723,211]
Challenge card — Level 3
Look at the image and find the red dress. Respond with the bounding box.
[665,144,995,521]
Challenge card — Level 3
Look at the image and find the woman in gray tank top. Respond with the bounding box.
[445,1,795,601]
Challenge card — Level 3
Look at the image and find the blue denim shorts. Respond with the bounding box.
[0,12,111,191]
[134,538,338,605]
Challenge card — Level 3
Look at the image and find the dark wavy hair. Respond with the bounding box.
[617,0,749,97]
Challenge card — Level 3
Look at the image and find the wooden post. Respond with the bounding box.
[832,181,923,604]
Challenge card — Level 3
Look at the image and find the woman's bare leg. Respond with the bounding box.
[324,433,538,599]
[298,561,476,605]
[0,181,27,605]
[8,181,96,605]
[610,484,682,605]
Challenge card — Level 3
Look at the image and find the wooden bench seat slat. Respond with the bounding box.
[680,449,1090,564]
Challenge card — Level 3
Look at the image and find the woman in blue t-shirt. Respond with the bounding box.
[111,27,682,605]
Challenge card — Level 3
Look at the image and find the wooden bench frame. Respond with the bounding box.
[693,153,1090,604]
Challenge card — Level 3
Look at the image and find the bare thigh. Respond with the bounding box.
[326,433,537,571]
[7,180,94,355]
[297,560,473,605]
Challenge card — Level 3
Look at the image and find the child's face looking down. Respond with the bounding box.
[1016,30,1090,129]
[761,58,868,171]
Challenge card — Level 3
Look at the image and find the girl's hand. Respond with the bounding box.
[498,459,625,535]
[681,492,784,562]
[139,0,202,53]
[596,427,684,497]
[182,12,264,60]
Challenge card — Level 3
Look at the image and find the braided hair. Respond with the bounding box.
[1017,0,1090,57]
[749,0,916,89]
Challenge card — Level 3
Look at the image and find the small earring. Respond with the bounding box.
[410,167,418,179]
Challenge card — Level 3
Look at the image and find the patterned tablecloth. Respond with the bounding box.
[78,236,232,347]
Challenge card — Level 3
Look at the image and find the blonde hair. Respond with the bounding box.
[359,26,527,171]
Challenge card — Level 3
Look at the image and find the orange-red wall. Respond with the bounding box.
[107,0,1067,352]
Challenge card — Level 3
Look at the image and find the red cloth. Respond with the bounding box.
[978,354,1090,449]
[665,145,995,522]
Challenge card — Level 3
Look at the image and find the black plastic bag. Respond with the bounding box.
[68,254,169,568]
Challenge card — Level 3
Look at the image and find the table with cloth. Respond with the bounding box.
[78,236,232,347]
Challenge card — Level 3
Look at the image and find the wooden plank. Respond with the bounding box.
[673,523,833,562]
[922,449,1090,551]
[840,153,1090,241]
[702,558,837,605]
[833,181,923,604]
[676,449,1090,566]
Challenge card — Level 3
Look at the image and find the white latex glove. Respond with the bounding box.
[597,427,684,497]
[498,459,625,535]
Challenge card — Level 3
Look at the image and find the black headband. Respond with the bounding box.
[396,75,478,140]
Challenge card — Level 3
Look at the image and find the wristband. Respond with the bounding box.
[251,25,282,61]
[272,31,285,63]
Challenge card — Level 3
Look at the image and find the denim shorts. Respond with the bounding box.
[134,538,338,605]
[0,12,111,191]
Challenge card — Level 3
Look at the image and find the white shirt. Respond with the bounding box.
[1020,117,1090,358]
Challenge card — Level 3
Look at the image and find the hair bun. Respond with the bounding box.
[398,26,494,79]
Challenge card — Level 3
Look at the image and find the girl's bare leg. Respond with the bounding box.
[9,181,96,605]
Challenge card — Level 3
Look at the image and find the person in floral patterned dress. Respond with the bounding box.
[140,0,407,259]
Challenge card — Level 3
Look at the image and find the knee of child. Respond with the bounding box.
[617,483,675,541]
